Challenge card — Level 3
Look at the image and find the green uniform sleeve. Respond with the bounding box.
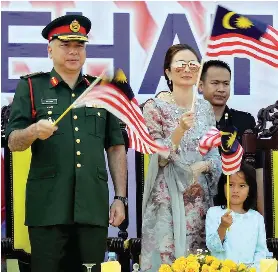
[5,79,33,140]
[104,112,125,150]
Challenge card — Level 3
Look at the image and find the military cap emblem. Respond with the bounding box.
[70,20,81,33]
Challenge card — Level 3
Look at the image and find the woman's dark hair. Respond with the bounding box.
[163,44,200,91]
[214,162,257,211]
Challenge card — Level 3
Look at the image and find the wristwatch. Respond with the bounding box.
[114,196,128,206]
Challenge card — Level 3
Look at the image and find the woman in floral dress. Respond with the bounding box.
[140,44,222,272]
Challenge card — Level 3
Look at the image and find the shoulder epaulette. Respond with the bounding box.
[20,71,49,79]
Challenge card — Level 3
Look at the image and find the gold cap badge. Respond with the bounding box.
[70,20,81,33]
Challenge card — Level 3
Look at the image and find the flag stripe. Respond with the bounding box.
[222,146,243,163]
[269,25,278,36]
[209,33,278,51]
[207,48,278,68]
[267,25,278,45]
[263,32,278,48]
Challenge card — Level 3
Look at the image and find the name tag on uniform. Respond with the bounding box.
[85,103,103,108]
[41,98,58,105]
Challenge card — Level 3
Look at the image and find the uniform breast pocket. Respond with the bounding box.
[85,107,107,137]
[36,108,64,135]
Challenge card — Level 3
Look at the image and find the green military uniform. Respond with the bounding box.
[216,106,263,168]
[6,14,125,272]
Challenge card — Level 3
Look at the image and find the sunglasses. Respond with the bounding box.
[171,60,201,73]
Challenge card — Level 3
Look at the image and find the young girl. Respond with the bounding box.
[206,163,268,269]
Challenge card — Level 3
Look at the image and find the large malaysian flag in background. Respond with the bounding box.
[207,5,278,68]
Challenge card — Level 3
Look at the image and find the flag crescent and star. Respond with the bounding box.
[222,10,254,30]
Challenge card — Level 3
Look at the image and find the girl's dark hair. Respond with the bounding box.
[214,162,257,211]
[163,44,200,92]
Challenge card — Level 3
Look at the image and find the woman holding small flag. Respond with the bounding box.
[140,44,222,271]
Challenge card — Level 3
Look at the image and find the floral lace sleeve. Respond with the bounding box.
[202,101,222,196]
[205,207,226,253]
[143,99,179,161]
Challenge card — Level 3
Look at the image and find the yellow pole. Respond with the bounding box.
[227,175,230,210]
[52,104,75,126]
[190,59,204,112]
[227,174,230,231]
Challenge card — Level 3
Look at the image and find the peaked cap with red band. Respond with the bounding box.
[42,14,91,42]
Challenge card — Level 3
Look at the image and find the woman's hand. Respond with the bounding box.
[179,111,194,131]
[190,161,211,183]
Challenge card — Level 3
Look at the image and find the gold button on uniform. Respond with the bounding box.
[72,93,76,98]
[97,112,101,116]
[77,163,81,168]
[76,139,80,143]
[76,151,81,156]
[48,111,52,115]
[75,127,79,131]
[73,115,78,120]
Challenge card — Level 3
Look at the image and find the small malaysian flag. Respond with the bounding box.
[74,69,169,157]
[220,126,244,175]
[207,5,278,68]
[198,126,244,175]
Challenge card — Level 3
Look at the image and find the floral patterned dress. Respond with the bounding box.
[140,93,222,272]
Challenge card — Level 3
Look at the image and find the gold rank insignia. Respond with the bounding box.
[70,20,81,33]
[50,77,59,87]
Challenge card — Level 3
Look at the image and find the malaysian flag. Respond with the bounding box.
[74,69,169,157]
[220,126,244,175]
[207,5,278,68]
[199,126,244,175]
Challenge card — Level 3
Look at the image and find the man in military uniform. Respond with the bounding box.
[199,60,264,215]
[6,14,127,272]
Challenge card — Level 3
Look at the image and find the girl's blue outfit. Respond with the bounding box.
[206,206,268,270]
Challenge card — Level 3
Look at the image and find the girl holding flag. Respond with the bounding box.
[206,163,268,270]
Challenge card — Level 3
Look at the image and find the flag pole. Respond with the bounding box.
[224,112,231,230]
[51,70,106,126]
[190,58,205,112]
